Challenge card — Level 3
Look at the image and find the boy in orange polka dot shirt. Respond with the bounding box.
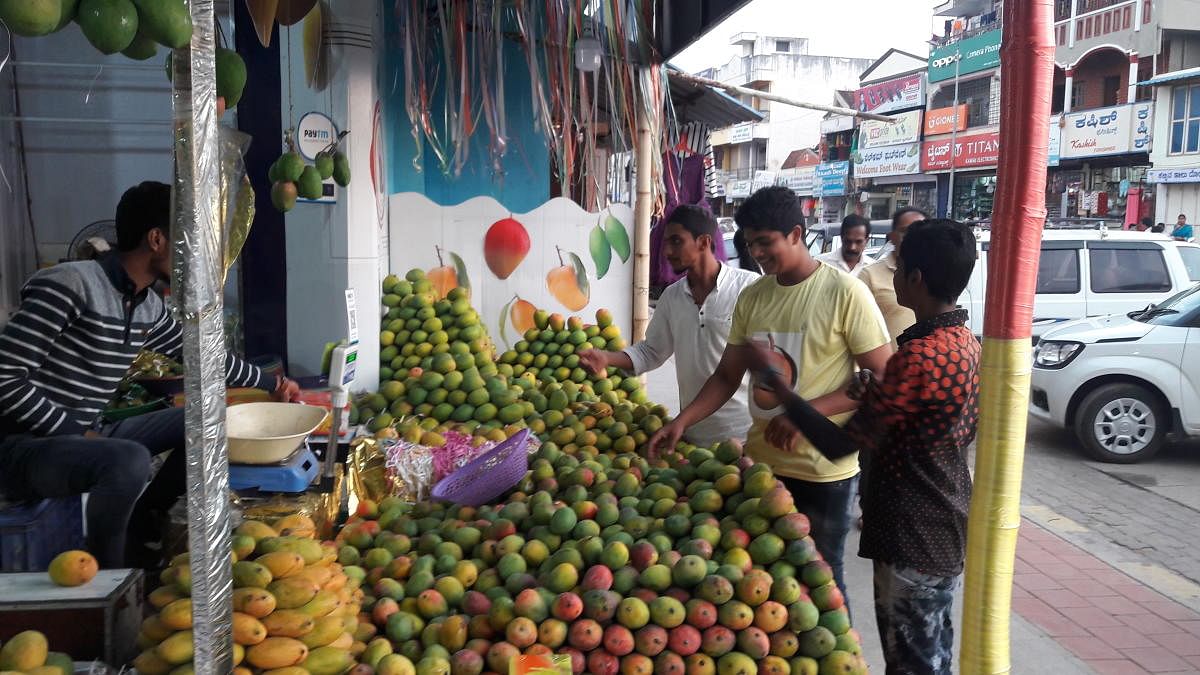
[748,218,980,675]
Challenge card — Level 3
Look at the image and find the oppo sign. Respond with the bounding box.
[927,29,1002,82]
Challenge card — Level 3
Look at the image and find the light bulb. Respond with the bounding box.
[575,37,603,72]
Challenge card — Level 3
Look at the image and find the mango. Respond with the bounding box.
[298,589,341,618]
[149,585,183,609]
[257,551,307,579]
[142,614,174,642]
[300,615,345,649]
[47,549,98,587]
[268,577,321,610]
[0,630,49,671]
[131,0,191,48]
[260,537,324,565]
[233,611,269,645]
[231,587,277,618]
[302,645,355,675]
[261,610,315,638]
[132,650,173,675]
[159,598,193,630]
[155,630,194,666]
[246,638,309,670]
[236,520,278,541]
[232,561,273,589]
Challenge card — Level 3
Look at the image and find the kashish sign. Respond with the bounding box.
[921,131,1001,171]
[852,73,925,115]
[1060,103,1154,159]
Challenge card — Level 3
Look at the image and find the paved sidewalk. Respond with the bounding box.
[1014,520,1200,674]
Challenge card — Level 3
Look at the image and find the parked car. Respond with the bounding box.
[1030,282,1200,463]
[806,220,893,259]
[963,229,1200,338]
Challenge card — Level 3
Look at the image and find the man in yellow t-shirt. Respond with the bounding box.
[860,207,927,344]
[649,186,891,600]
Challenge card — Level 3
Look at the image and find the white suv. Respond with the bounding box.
[1030,282,1200,462]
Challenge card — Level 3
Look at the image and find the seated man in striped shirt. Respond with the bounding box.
[0,181,299,569]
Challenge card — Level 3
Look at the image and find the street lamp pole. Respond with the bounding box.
[947,53,962,218]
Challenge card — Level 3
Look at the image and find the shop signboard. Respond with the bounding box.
[1147,167,1200,183]
[751,170,777,191]
[1060,102,1154,159]
[728,123,754,144]
[820,116,855,135]
[1048,114,1061,167]
[858,110,923,149]
[921,130,1001,171]
[927,29,1003,83]
[924,105,968,135]
[853,142,922,179]
[784,167,815,195]
[729,180,752,198]
[814,161,850,197]
[852,73,925,115]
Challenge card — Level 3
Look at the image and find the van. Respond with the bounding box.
[965,229,1200,338]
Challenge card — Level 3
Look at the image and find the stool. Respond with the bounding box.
[0,497,85,572]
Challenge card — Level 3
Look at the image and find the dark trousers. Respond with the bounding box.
[0,407,186,568]
[780,475,858,608]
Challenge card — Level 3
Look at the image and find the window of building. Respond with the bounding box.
[1102,75,1121,106]
[1071,82,1087,111]
[1036,249,1080,294]
[1089,248,1171,293]
[776,40,791,53]
[1170,84,1200,154]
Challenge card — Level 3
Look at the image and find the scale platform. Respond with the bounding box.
[229,444,319,493]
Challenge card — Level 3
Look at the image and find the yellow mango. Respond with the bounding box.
[132,651,173,675]
[149,585,183,610]
[294,564,334,588]
[232,611,268,646]
[235,519,278,541]
[298,589,341,618]
[141,615,174,642]
[327,631,353,650]
[159,598,193,630]
[155,630,194,665]
[261,609,315,638]
[273,514,316,538]
[267,577,321,610]
[232,560,274,589]
[300,615,345,649]
[259,536,324,565]
[256,551,306,579]
[246,637,309,670]
[232,587,278,618]
[302,645,355,675]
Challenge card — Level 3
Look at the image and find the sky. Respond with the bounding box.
[670,0,943,73]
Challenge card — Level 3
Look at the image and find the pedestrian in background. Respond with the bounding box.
[860,207,928,346]
[1172,214,1194,241]
[816,214,875,277]
[746,218,981,675]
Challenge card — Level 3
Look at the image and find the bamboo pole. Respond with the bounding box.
[666,69,898,123]
[632,100,654,343]
[960,1,1054,673]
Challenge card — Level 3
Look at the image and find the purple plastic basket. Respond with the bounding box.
[431,429,532,506]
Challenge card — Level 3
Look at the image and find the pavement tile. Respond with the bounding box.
[1014,596,1063,618]
[1121,614,1189,636]
[1039,588,1094,608]
[1057,636,1124,660]
[1059,553,1114,570]
[1039,562,1097,580]
[1141,601,1200,623]
[1177,621,1200,637]
[1090,626,1163,650]
[1061,605,1127,628]
[1188,654,1200,670]
[1117,647,1193,672]
[1084,658,1152,675]
[1026,610,1093,638]
[1062,577,1124,597]
[1015,572,1064,591]
[1018,547,1063,565]
[1150,632,1200,657]
[1092,595,1156,615]
[1115,584,1172,603]
[1087,567,1141,585]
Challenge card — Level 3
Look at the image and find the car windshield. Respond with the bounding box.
[1129,282,1200,325]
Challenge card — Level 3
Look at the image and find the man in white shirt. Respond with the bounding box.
[579,205,758,446]
[816,214,874,277]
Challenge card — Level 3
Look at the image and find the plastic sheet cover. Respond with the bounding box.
[170,1,234,672]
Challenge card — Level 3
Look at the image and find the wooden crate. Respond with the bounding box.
[0,568,143,668]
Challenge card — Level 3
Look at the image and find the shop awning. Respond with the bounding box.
[667,65,765,128]
[1138,67,1200,87]
[656,0,755,59]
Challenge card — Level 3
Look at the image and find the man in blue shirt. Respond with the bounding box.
[1171,214,1193,241]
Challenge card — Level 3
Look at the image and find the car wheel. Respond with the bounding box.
[1073,383,1166,463]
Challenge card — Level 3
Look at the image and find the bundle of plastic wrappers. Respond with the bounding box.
[381,431,539,503]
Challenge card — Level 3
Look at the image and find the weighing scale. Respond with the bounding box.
[229,444,320,493]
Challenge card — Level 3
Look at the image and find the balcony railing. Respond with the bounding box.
[931,13,1002,47]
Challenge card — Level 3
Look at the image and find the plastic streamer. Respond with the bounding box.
[169,0,234,672]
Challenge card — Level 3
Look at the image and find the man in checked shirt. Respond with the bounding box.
[747,218,980,675]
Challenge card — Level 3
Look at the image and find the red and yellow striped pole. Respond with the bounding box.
[960,1,1055,673]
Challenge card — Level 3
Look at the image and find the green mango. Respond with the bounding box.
[605,214,631,263]
[0,0,69,36]
[216,47,247,108]
[271,181,298,212]
[277,152,305,182]
[77,0,138,54]
[315,151,335,180]
[332,151,351,187]
[132,0,191,48]
[297,166,324,200]
[120,30,158,60]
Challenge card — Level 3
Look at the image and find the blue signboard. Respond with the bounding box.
[814,161,850,197]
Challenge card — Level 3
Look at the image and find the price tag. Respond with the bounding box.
[344,289,359,344]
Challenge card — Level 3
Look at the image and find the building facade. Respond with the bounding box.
[699,34,871,216]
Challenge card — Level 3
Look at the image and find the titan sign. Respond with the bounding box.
[927,29,1002,83]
